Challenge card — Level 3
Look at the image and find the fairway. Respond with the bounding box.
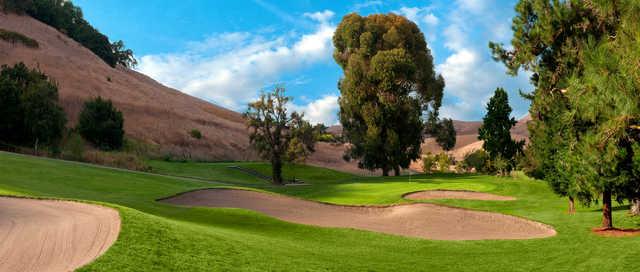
[1,151,640,271]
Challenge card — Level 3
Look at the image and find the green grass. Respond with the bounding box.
[1,152,640,271]
[0,28,39,48]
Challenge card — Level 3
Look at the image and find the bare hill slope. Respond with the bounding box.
[0,13,254,160]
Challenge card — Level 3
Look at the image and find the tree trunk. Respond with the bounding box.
[394,166,400,176]
[568,196,575,215]
[630,197,640,216]
[602,189,613,229]
[382,166,389,177]
[271,156,283,185]
[34,138,39,155]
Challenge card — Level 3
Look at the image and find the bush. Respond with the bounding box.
[422,152,437,173]
[61,132,85,161]
[436,152,451,173]
[189,129,202,139]
[83,150,149,171]
[463,149,489,173]
[490,155,509,176]
[0,28,39,48]
[78,97,124,150]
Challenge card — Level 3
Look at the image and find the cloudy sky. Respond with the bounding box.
[75,0,532,124]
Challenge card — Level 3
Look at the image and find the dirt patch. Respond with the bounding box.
[0,197,121,272]
[403,190,516,201]
[592,228,640,237]
[161,189,555,240]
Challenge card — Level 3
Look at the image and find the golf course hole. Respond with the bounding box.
[403,190,516,201]
[161,189,555,240]
[0,197,121,272]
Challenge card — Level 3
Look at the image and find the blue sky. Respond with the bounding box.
[74,0,532,123]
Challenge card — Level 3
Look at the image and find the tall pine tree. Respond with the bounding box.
[478,88,523,171]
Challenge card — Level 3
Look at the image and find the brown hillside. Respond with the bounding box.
[0,13,255,161]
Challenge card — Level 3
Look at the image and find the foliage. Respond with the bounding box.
[435,118,456,151]
[489,155,509,177]
[421,152,436,173]
[436,152,451,173]
[189,129,202,139]
[463,149,489,173]
[243,86,316,184]
[1,0,135,68]
[0,28,38,48]
[333,13,445,176]
[61,131,85,161]
[0,62,66,150]
[78,97,125,151]
[478,88,523,170]
[492,0,640,228]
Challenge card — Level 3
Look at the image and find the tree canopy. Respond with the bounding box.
[77,97,125,151]
[244,86,316,185]
[0,62,66,151]
[492,0,640,227]
[333,13,444,176]
[478,87,523,170]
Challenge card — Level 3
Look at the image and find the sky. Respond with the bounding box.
[73,0,532,124]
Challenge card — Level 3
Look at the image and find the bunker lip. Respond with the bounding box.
[160,188,556,241]
[0,197,121,272]
[402,190,517,201]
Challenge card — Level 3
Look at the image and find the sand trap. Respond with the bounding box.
[161,189,555,240]
[0,197,120,272]
[403,190,516,201]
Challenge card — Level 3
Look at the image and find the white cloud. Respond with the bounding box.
[432,0,532,120]
[137,11,336,111]
[292,95,340,125]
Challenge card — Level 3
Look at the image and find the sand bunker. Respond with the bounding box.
[161,189,555,240]
[403,190,516,201]
[0,197,120,272]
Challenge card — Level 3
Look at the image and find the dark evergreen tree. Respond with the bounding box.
[435,118,456,151]
[77,97,124,150]
[333,13,444,176]
[478,88,523,170]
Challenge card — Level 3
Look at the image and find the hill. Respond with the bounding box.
[0,13,255,161]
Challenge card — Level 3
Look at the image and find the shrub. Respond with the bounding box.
[436,152,451,173]
[490,155,509,177]
[83,150,149,171]
[189,129,202,139]
[0,28,39,48]
[78,97,124,150]
[463,150,489,173]
[61,132,85,161]
[422,152,437,173]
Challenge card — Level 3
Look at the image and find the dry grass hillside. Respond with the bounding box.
[0,13,255,160]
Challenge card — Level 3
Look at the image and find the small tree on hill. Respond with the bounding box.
[244,86,316,185]
[478,88,523,172]
[435,118,456,151]
[78,97,124,150]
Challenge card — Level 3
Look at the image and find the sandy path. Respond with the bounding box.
[161,189,555,240]
[403,190,516,201]
[0,198,120,272]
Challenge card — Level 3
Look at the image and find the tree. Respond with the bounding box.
[78,97,124,150]
[478,88,523,171]
[111,40,137,68]
[0,63,66,151]
[492,0,640,227]
[244,86,316,185]
[435,118,456,151]
[333,13,444,176]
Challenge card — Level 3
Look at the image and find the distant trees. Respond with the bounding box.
[434,118,456,151]
[333,13,444,176]
[492,0,640,226]
[244,86,316,185]
[78,97,124,151]
[0,63,66,152]
[1,0,136,68]
[478,88,523,172]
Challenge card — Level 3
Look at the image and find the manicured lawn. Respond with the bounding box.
[1,151,639,271]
